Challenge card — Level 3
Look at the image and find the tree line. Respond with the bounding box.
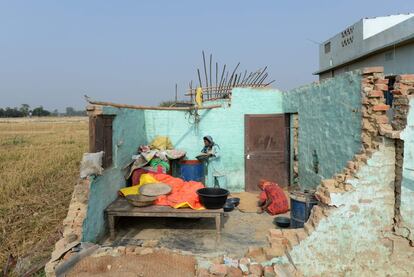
[0,104,86,118]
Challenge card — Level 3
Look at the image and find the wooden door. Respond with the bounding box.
[245,114,289,191]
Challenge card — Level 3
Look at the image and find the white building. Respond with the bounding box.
[316,13,414,80]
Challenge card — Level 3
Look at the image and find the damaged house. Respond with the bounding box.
[45,19,414,277]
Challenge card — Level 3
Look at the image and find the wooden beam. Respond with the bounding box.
[86,100,222,111]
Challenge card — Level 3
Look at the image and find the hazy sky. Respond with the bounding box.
[0,1,412,111]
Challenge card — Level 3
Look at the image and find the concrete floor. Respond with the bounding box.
[102,210,286,257]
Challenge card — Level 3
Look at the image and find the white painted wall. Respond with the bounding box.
[363,14,414,39]
[319,15,414,78]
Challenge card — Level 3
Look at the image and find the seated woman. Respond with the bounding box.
[257,179,289,215]
[201,135,227,189]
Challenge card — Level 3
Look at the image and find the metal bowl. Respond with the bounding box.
[226,197,240,207]
[223,202,235,212]
[274,216,291,228]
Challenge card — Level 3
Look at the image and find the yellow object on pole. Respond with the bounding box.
[195,87,203,108]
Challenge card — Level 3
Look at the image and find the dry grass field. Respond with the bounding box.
[0,117,88,275]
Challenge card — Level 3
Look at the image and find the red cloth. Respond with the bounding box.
[259,181,289,215]
[131,166,165,186]
[148,173,205,210]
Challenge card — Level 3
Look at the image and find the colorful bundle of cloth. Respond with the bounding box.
[126,136,186,179]
[120,173,205,210]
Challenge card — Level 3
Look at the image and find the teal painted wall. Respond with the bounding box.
[82,108,147,242]
[144,88,284,191]
[283,72,362,188]
[82,72,364,242]
[400,97,414,240]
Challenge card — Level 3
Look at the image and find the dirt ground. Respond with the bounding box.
[67,250,196,277]
[102,209,287,258]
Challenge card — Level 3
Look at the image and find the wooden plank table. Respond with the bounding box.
[105,197,224,240]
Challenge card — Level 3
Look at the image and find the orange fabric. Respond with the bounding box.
[148,173,205,210]
[259,180,289,215]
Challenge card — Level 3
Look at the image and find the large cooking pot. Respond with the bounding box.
[197,188,229,209]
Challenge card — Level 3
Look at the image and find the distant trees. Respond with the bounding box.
[0,104,86,118]
[32,106,51,116]
[65,107,86,116]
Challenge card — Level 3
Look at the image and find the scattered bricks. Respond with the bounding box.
[197,268,210,277]
[246,247,266,263]
[273,264,291,277]
[239,257,250,274]
[281,229,299,246]
[263,266,276,277]
[362,66,384,74]
[374,78,389,85]
[372,104,389,111]
[249,263,263,276]
[368,90,384,98]
[374,83,388,91]
[304,221,315,235]
[209,264,228,276]
[295,229,307,242]
[264,246,285,259]
[227,267,243,277]
[269,228,283,238]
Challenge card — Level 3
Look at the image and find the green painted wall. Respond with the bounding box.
[283,72,362,188]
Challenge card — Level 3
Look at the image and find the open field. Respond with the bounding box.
[0,117,88,274]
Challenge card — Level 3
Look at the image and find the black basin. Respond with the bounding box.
[274,216,290,228]
[226,197,240,207]
[197,188,229,209]
[223,202,235,212]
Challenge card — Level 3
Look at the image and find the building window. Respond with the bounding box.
[324,42,331,53]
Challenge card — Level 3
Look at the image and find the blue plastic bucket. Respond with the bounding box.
[179,160,205,183]
[290,190,318,228]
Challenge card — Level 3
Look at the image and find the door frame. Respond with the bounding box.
[244,114,290,191]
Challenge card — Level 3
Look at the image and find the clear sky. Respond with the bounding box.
[0,1,412,111]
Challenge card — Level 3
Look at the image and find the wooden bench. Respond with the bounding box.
[105,197,224,240]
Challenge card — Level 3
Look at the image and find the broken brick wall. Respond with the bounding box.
[269,67,401,276]
[283,72,363,188]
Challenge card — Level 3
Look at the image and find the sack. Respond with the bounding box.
[80,151,104,178]
[150,136,173,151]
